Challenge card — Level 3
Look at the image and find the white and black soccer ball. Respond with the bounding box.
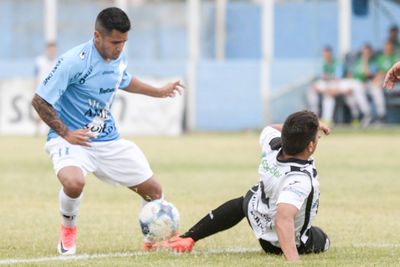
[139,199,180,242]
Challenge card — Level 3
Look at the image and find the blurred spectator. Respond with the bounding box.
[341,44,379,126]
[388,25,400,54]
[307,46,342,122]
[371,41,399,123]
[307,46,370,126]
[34,42,57,136]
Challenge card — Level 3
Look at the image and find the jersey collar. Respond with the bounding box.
[276,150,313,165]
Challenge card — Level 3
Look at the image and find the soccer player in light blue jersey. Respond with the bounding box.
[32,7,184,255]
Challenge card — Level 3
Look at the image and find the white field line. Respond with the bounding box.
[1,244,399,265]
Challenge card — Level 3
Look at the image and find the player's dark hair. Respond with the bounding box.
[95,7,131,35]
[390,25,398,32]
[281,110,319,156]
[323,45,332,52]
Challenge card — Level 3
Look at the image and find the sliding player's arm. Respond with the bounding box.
[32,94,94,146]
[270,124,283,132]
[275,203,300,262]
[124,77,184,98]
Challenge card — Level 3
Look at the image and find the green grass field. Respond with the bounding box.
[1,128,400,266]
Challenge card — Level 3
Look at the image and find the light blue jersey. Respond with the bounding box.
[36,39,132,142]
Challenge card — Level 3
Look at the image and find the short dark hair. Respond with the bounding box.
[323,45,332,52]
[95,7,131,35]
[390,25,398,32]
[281,110,319,156]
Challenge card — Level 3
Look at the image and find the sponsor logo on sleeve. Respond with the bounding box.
[43,58,64,85]
[281,185,306,198]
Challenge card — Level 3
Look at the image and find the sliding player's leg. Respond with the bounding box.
[158,196,246,252]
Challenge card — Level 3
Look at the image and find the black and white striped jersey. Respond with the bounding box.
[246,127,320,247]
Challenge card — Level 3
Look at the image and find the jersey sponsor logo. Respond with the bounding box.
[281,185,306,198]
[84,107,108,118]
[79,66,93,84]
[73,72,83,81]
[312,199,319,209]
[249,195,273,234]
[85,121,115,136]
[85,99,107,118]
[102,70,114,75]
[84,98,115,137]
[99,87,115,94]
[43,58,64,85]
[261,159,282,178]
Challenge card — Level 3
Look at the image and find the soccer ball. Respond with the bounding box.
[139,199,180,242]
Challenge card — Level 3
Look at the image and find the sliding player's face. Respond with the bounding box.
[95,30,128,61]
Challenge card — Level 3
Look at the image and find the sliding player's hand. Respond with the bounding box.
[64,129,96,147]
[318,121,330,135]
[383,61,400,91]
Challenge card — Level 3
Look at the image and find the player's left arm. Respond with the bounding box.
[123,77,185,98]
[318,121,330,135]
[270,124,283,132]
[275,203,300,262]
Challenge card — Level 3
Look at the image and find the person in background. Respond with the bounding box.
[343,44,378,127]
[33,42,57,136]
[307,46,347,123]
[388,25,400,54]
[308,46,371,127]
[371,41,399,124]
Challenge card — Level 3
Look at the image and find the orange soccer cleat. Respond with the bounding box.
[57,225,77,255]
[156,236,195,253]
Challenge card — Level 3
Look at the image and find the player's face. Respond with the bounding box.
[46,44,57,60]
[384,42,394,56]
[95,30,128,61]
[361,46,372,59]
[322,49,332,62]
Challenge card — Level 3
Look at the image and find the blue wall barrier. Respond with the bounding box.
[195,60,262,131]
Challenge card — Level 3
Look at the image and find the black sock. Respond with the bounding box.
[181,196,245,242]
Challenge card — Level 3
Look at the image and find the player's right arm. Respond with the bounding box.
[275,173,312,262]
[32,49,94,146]
[275,203,300,262]
[31,94,94,146]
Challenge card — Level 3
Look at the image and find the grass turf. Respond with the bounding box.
[1,128,400,266]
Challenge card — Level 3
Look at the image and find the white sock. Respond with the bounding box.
[59,188,82,228]
[141,193,164,208]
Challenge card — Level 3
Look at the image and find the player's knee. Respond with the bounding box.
[64,177,85,196]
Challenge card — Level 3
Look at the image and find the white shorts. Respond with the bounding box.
[44,137,153,187]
